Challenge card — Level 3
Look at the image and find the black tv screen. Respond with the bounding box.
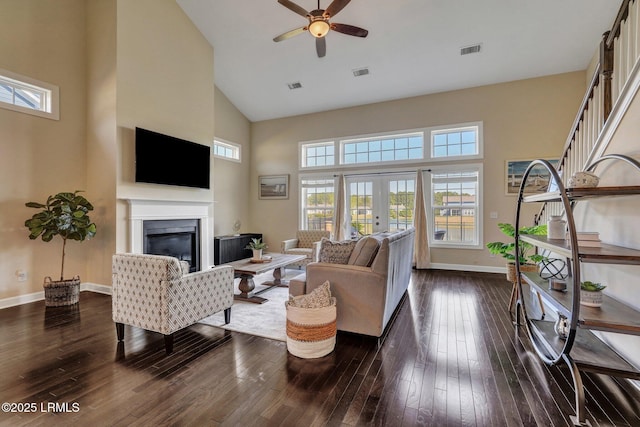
[135,127,210,189]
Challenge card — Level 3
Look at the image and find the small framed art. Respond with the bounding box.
[259,174,289,199]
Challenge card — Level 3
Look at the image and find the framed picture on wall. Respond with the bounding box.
[505,159,559,195]
[259,174,289,199]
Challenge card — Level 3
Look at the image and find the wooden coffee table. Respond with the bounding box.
[225,253,307,304]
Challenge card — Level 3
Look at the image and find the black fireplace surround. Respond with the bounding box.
[143,219,200,272]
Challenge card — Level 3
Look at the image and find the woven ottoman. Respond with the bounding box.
[286,297,337,358]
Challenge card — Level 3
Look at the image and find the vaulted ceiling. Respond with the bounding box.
[177,0,621,122]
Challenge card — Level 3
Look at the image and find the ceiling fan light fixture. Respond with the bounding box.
[308,19,330,38]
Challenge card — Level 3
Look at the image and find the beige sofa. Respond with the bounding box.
[290,228,415,337]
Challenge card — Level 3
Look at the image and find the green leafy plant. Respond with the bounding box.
[25,191,97,281]
[245,237,267,250]
[486,223,548,265]
[580,281,606,292]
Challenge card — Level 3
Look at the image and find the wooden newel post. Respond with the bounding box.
[600,31,614,123]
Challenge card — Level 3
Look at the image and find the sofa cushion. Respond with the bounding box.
[318,238,356,264]
[288,280,332,308]
[348,236,380,266]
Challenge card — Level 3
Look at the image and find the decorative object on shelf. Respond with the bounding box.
[25,191,97,307]
[568,171,599,188]
[554,314,570,339]
[486,222,548,283]
[580,281,606,307]
[547,215,566,240]
[245,237,268,260]
[539,257,568,280]
[548,278,567,292]
[233,219,241,236]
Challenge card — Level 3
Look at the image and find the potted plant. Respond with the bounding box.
[580,281,606,307]
[486,222,548,283]
[245,237,268,260]
[25,191,97,306]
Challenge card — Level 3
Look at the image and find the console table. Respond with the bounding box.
[214,233,262,265]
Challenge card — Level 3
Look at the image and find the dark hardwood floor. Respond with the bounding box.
[1,270,639,426]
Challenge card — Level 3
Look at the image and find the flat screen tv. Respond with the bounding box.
[135,127,210,189]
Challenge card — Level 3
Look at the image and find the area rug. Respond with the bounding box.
[198,270,301,342]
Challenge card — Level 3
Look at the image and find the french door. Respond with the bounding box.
[345,173,415,237]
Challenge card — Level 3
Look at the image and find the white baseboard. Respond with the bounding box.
[0,282,112,309]
[428,263,506,275]
[81,282,112,295]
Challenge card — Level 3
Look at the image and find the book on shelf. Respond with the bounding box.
[567,231,600,241]
[578,239,602,247]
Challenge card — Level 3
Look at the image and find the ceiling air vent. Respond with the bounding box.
[352,67,370,77]
[287,82,302,90]
[460,44,482,56]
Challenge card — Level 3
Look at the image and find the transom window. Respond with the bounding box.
[301,142,335,168]
[300,122,481,170]
[342,133,423,164]
[213,139,241,162]
[432,125,479,158]
[0,69,59,120]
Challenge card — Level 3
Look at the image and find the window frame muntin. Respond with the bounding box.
[299,173,337,230]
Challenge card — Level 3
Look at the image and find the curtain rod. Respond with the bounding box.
[333,168,432,178]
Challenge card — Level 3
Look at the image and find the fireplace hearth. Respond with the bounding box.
[143,219,200,272]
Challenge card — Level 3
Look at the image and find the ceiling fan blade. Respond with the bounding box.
[323,0,351,18]
[316,36,326,58]
[331,23,368,37]
[273,26,307,42]
[277,0,309,18]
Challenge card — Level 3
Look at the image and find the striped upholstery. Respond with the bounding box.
[112,253,234,338]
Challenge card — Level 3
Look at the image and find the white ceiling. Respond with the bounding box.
[177,0,621,122]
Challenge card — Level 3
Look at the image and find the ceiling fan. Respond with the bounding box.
[273,0,368,58]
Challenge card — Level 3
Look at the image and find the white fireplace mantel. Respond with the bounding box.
[125,199,214,269]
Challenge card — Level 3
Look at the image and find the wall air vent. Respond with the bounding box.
[460,44,482,55]
[287,82,302,90]
[352,67,370,77]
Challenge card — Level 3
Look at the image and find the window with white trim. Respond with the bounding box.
[213,139,241,162]
[431,125,480,158]
[342,132,423,164]
[301,141,335,168]
[299,122,481,170]
[428,166,482,247]
[300,177,335,231]
[0,69,59,120]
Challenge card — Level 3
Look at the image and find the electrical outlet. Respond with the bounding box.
[16,270,27,282]
[490,211,498,219]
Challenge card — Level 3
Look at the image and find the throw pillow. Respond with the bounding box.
[348,236,380,266]
[318,237,356,264]
[179,260,191,275]
[288,280,332,308]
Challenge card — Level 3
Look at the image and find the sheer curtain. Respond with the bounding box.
[333,174,347,241]
[413,169,430,268]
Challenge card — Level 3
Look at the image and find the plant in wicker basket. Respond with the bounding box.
[25,191,97,306]
[486,223,548,282]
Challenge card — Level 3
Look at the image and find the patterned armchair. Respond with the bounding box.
[281,230,331,269]
[112,253,234,354]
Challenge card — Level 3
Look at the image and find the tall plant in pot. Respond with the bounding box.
[486,223,548,283]
[25,191,97,306]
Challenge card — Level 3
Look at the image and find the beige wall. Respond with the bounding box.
[250,72,585,269]
[0,0,215,301]
[114,0,215,268]
[213,87,252,237]
[0,0,88,299]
